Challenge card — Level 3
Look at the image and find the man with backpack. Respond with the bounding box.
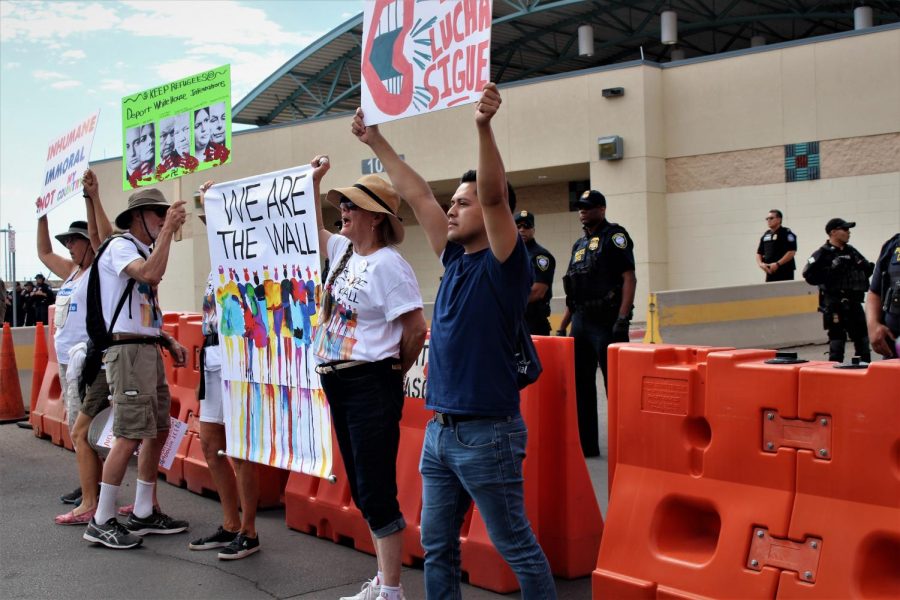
[82,187,189,550]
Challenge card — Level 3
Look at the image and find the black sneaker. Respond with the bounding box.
[83,517,143,549]
[188,526,238,550]
[125,510,189,536]
[60,486,82,505]
[217,533,260,560]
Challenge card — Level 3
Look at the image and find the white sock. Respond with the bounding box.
[379,585,402,600]
[375,572,383,586]
[133,479,155,519]
[95,482,119,524]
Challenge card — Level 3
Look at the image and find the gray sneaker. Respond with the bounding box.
[125,509,189,536]
[83,517,143,549]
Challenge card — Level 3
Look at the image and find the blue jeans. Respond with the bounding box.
[419,415,557,599]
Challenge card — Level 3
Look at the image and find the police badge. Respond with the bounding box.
[589,237,600,251]
[612,233,628,249]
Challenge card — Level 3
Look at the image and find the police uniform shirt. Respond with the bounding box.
[757,226,797,270]
[564,221,635,309]
[870,234,900,336]
[525,239,554,312]
[803,242,872,302]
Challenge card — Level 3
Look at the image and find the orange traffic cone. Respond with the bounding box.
[0,323,26,423]
[30,322,48,414]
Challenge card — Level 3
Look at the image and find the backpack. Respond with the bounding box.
[79,234,147,395]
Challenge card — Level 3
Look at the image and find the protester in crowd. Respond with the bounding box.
[36,169,111,521]
[757,209,797,281]
[803,218,873,362]
[515,210,556,336]
[352,84,557,599]
[557,189,635,457]
[0,277,7,324]
[310,155,426,600]
[31,273,56,325]
[187,180,262,561]
[866,232,900,359]
[82,186,189,549]
[194,107,211,158]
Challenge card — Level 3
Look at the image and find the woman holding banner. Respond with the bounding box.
[311,156,427,600]
[37,169,111,524]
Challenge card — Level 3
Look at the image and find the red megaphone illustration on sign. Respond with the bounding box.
[362,0,414,116]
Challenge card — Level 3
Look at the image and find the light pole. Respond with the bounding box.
[0,224,16,326]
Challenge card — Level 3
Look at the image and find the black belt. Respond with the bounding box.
[203,333,219,347]
[433,412,516,427]
[108,336,163,347]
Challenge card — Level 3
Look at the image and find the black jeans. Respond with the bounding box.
[320,358,406,537]
[571,311,627,457]
[824,301,870,362]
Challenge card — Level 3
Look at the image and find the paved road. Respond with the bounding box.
[3,343,848,599]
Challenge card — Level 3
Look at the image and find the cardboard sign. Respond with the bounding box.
[361,0,493,125]
[121,65,231,190]
[36,110,100,217]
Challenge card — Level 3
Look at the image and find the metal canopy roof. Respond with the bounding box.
[233,0,899,127]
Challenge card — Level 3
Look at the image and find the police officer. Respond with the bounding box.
[803,218,873,362]
[757,209,797,281]
[866,232,900,358]
[558,190,635,457]
[515,210,555,336]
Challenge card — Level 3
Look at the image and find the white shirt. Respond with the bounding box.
[313,235,422,363]
[97,233,161,336]
[53,266,90,365]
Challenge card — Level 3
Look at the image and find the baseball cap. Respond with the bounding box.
[825,218,855,234]
[574,190,606,209]
[514,210,535,228]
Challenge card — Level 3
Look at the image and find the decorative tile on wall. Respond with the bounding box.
[785,142,820,182]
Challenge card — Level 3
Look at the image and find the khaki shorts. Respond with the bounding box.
[80,369,111,419]
[103,343,171,440]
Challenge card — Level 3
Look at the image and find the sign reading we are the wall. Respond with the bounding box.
[361,0,493,125]
[204,165,332,478]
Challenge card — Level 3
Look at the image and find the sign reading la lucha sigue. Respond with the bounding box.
[361,0,493,125]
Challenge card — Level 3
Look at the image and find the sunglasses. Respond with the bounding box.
[516,222,533,229]
[144,206,169,218]
[339,200,359,211]
[765,216,778,221]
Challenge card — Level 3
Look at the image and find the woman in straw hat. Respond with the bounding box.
[310,156,426,600]
[36,168,113,525]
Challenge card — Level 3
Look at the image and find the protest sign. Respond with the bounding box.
[97,411,188,470]
[204,165,332,478]
[36,110,100,217]
[361,0,493,125]
[121,65,231,190]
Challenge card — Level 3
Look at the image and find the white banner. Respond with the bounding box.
[36,110,100,217]
[361,0,493,125]
[204,165,332,478]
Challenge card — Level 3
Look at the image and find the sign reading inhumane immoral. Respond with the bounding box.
[204,165,332,478]
[361,0,493,125]
[121,65,231,190]
[36,110,100,217]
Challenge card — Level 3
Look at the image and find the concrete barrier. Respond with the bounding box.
[643,280,822,348]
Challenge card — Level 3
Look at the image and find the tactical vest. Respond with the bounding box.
[563,222,623,315]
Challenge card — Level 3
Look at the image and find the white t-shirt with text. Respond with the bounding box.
[313,235,422,363]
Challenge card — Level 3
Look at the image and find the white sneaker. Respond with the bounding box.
[340,577,380,600]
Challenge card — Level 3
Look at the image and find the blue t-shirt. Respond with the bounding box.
[427,237,532,416]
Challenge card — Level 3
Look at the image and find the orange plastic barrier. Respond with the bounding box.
[0,323,26,423]
[595,346,827,599]
[776,360,900,599]
[285,335,603,594]
[30,321,49,419]
[158,313,198,487]
[30,313,67,446]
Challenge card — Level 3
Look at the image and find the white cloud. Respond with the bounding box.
[99,78,139,94]
[50,80,81,89]
[0,1,120,42]
[60,49,86,61]
[4,61,21,69]
[33,69,66,80]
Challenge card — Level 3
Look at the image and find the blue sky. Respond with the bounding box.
[0,0,364,283]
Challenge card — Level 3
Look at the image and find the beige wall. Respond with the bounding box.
[88,27,900,319]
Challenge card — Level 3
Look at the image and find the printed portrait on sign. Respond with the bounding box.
[125,122,155,188]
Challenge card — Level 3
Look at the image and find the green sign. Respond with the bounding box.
[121,65,232,190]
